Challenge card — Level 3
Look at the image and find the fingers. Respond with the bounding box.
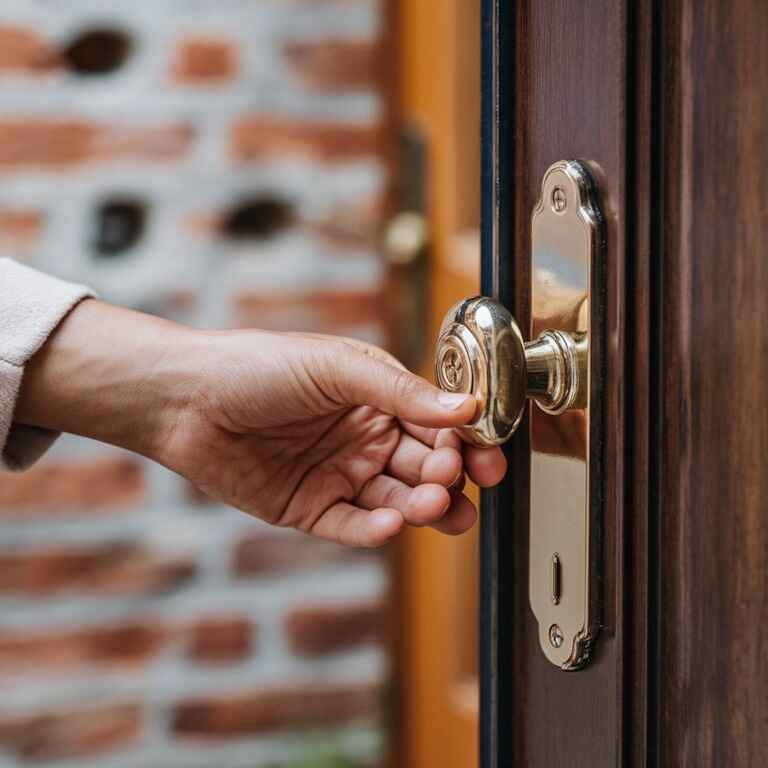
[434,428,462,450]
[309,503,405,547]
[400,422,440,447]
[387,433,462,487]
[430,492,478,536]
[357,475,451,527]
[308,474,478,547]
[421,448,464,487]
[403,425,508,488]
[330,348,477,429]
[464,445,508,487]
[385,433,430,484]
[308,491,477,547]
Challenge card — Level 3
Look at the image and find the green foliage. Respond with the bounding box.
[288,755,357,768]
[264,746,360,768]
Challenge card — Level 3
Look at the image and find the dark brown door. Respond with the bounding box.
[479,2,768,766]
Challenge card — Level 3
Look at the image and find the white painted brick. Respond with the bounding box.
[0,1,390,764]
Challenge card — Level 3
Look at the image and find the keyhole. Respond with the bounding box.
[442,349,463,389]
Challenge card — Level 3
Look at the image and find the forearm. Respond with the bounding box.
[14,299,195,460]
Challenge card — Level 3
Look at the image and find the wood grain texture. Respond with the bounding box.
[485,1,768,766]
[627,1,655,764]
[658,0,768,764]
[488,1,631,765]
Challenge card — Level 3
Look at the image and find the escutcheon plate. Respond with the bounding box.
[529,160,604,669]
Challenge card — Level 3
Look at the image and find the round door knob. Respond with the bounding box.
[434,297,587,447]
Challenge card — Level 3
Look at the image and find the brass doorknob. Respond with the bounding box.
[434,296,587,447]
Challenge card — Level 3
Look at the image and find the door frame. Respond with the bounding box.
[390,1,483,767]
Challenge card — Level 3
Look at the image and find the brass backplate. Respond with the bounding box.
[529,160,603,670]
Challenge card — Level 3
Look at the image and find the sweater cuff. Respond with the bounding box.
[0,259,94,471]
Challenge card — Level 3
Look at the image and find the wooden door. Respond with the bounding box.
[480,1,768,766]
[391,1,482,767]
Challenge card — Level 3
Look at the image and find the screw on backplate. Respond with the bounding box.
[441,348,463,390]
[549,623,564,649]
[551,186,567,213]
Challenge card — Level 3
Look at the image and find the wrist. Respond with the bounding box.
[15,299,199,461]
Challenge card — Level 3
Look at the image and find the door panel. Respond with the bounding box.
[657,1,768,763]
[481,1,768,766]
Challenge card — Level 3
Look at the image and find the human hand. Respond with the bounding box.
[159,330,506,546]
[17,301,506,546]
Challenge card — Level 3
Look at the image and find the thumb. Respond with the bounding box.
[332,347,477,428]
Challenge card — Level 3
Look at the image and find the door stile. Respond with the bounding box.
[479,1,518,767]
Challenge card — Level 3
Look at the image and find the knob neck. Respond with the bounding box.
[524,330,587,414]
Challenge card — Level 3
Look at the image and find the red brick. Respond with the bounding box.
[0,543,196,595]
[285,601,385,657]
[95,122,193,162]
[234,533,369,578]
[164,290,198,312]
[283,39,380,92]
[0,457,144,516]
[303,219,376,250]
[172,685,378,737]
[0,119,192,169]
[187,618,253,663]
[233,289,385,334]
[0,26,58,73]
[184,201,381,250]
[301,198,384,251]
[0,615,258,671]
[0,210,43,243]
[230,117,382,163]
[171,38,238,83]
[1,211,41,236]
[0,622,165,670]
[0,705,140,761]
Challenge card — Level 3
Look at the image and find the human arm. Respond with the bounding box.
[11,294,506,546]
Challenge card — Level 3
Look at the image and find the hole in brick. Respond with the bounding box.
[61,28,133,76]
[92,198,147,257]
[221,196,295,241]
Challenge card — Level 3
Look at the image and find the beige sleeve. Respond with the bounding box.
[0,259,94,471]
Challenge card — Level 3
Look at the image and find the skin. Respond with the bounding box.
[15,299,507,547]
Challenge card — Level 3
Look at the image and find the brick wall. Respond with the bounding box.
[0,2,391,767]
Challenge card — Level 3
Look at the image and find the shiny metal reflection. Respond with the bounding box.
[432,159,604,671]
[529,160,603,670]
[434,300,587,447]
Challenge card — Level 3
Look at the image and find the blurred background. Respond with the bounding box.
[0,1,479,766]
